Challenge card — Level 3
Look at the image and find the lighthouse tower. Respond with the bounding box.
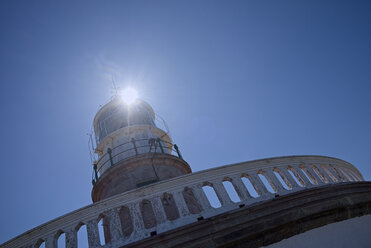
[91,95,191,202]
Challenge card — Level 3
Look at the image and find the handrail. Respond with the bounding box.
[1,155,365,248]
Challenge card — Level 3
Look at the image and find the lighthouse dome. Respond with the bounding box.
[93,97,156,144]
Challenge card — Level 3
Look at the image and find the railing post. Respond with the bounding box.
[106,208,124,243]
[297,165,319,186]
[308,164,329,184]
[128,202,146,240]
[319,164,338,182]
[278,167,299,189]
[156,138,164,153]
[107,148,113,167]
[328,165,346,182]
[288,166,308,186]
[173,190,191,217]
[192,184,212,211]
[148,138,156,153]
[131,138,138,155]
[344,168,360,181]
[302,165,321,185]
[212,181,233,206]
[86,219,101,248]
[174,144,182,158]
[151,196,167,224]
[336,166,353,182]
[351,169,364,181]
[229,175,252,201]
[93,163,98,182]
[45,235,57,248]
[249,173,269,196]
[264,170,284,192]
[65,228,77,248]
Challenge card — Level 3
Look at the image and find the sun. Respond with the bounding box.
[120,87,138,105]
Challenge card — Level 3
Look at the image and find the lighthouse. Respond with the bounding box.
[91,93,191,202]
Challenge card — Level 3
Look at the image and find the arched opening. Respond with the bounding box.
[337,167,353,182]
[202,184,221,208]
[258,171,276,193]
[222,179,241,203]
[273,169,291,190]
[321,165,338,182]
[97,215,110,246]
[35,239,45,248]
[241,175,259,198]
[310,165,329,183]
[299,165,317,185]
[119,206,133,237]
[76,223,88,248]
[56,231,66,248]
[287,167,305,187]
[329,165,346,182]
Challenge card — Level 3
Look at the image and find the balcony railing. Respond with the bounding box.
[92,138,182,185]
[1,155,364,248]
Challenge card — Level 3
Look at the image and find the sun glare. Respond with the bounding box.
[120,88,138,105]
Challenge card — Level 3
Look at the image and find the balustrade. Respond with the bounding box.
[1,156,364,248]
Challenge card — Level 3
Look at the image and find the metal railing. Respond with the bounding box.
[92,138,182,185]
[87,100,173,165]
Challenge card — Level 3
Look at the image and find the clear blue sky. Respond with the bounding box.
[0,0,370,244]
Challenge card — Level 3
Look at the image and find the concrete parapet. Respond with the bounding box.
[0,155,366,248]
